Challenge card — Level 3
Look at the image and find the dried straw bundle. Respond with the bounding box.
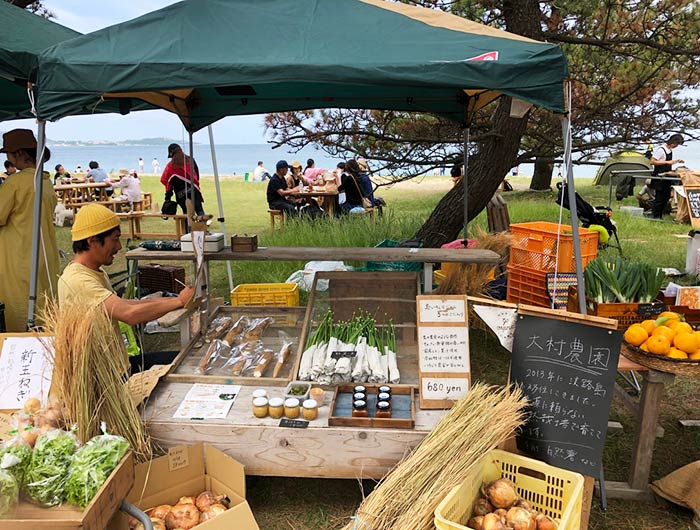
[40,299,151,462]
[341,384,526,530]
[436,228,511,297]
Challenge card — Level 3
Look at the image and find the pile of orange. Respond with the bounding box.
[623,311,700,360]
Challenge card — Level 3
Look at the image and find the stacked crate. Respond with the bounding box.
[507,222,598,307]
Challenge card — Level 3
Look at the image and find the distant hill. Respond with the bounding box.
[44,137,201,147]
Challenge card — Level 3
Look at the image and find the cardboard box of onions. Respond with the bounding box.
[108,443,259,530]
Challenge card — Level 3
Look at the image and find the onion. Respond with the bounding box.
[178,495,196,505]
[135,519,166,530]
[473,497,494,516]
[147,505,172,520]
[486,478,518,509]
[165,503,200,530]
[536,513,558,530]
[506,506,536,530]
[195,490,227,511]
[23,397,41,415]
[199,503,228,523]
[494,508,508,522]
[468,515,485,530]
[514,498,532,512]
[482,512,507,530]
[43,408,63,428]
[20,428,39,448]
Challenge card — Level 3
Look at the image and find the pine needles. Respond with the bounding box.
[40,299,152,463]
[340,384,527,530]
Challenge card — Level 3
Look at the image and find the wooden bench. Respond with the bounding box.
[268,209,285,230]
[119,212,188,240]
[141,192,153,211]
[70,199,130,215]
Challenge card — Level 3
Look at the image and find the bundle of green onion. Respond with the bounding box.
[583,257,665,304]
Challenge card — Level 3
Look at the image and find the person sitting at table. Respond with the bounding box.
[338,159,367,214]
[53,164,70,185]
[287,160,304,189]
[357,158,385,215]
[267,160,300,216]
[109,169,142,211]
[87,160,113,197]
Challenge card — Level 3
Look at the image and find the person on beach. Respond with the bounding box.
[0,129,59,331]
[87,160,113,197]
[138,157,144,174]
[160,143,204,216]
[253,161,270,181]
[152,157,160,174]
[649,133,685,219]
[53,164,70,184]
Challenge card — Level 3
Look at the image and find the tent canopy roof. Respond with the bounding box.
[593,151,651,186]
[37,0,569,131]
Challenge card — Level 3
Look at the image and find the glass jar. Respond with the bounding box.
[352,399,368,417]
[309,387,324,406]
[353,385,367,394]
[252,397,269,418]
[268,397,284,419]
[377,392,391,402]
[378,385,391,395]
[252,389,268,402]
[302,399,318,421]
[376,400,392,418]
[353,392,366,402]
[284,398,300,419]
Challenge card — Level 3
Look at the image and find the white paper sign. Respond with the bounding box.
[421,377,469,401]
[419,298,466,323]
[473,305,518,352]
[418,327,469,372]
[173,383,241,420]
[0,337,53,409]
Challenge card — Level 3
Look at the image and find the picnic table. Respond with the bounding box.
[54,181,110,206]
[288,188,339,217]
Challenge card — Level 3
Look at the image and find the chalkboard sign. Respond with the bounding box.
[511,314,622,476]
[685,186,700,229]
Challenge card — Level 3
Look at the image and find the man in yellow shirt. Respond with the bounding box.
[58,204,194,327]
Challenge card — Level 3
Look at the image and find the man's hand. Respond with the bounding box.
[177,286,195,308]
[674,159,685,164]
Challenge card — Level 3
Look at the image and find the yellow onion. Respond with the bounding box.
[506,506,536,530]
[467,515,484,530]
[473,497,494,516]
[164,503,200,530]
[147,505,172,520]
[195,490,227,511]
[199,503,228,523]
[536,513,558,530]
[486,478,518,509]
[482,512,507,530]
[494,508,508,522]
[514,498,532,512]
[23,397,41,415]
[177,496,196,505]
[135,518,166,530]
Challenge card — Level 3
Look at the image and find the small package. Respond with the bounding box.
[180,232,225,252]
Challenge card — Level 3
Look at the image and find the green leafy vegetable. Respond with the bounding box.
[584,257,665,304]
[0,439,32,487]
[0,469,18,517]
[24,429,77,507]
[65,434,129,508]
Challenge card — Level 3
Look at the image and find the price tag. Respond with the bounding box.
[637,302,664,318]
[330,350,356,360]
[279,419,309,429]
[168,445,190,471]
[420,377,469,401]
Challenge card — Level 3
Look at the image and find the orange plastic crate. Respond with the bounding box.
[509,222,598,273]
[506,264,550,307]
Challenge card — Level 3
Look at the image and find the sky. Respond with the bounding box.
[9,0,267,144]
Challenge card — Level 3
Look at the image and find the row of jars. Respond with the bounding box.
[252,392,318,421]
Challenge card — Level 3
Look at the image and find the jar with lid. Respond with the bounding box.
[268,397,285,419]
[353,392,366,402]
[284,398,300,419]
[377,392,391,403]
[309,387,325,406]
[376,400,392,418]
[252,397,269,418]
[352,399,368,417]
[302,399,318,421]
[378,385,392,395]
[353,385,367,394]
[252,389,268,402]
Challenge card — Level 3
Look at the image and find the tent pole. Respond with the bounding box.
[188,132,195,214]
[462,127,469,238]
[561,115,586,315]
[27,120,46,330]
[207,125,233,291]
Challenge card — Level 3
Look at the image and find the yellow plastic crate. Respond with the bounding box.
[434,450,584,530]
[230,283,299,307]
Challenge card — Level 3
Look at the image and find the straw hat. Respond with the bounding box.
[290,160,302,169]
[0,129,37,153]
[71,204,120,241]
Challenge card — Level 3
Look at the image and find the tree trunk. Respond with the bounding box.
[414,0,542,247]
[529,155,555,190]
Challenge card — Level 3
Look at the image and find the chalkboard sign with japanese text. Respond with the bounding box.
[416,295,470,409]
[511,314,622,476]
[685,186,700,229]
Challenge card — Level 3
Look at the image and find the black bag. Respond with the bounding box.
[161,199,178,215]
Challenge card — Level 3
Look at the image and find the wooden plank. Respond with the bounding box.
[579,475,594,530]
[679,419,700,428]
[599,481,655,502]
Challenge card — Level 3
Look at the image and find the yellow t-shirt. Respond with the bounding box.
[58,262,115,306]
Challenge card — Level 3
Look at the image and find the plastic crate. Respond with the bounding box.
[365,239,422,272]
[230,283,299,307]
[506,264,550,307]
[434,449,584,530]
[509,222,598,273]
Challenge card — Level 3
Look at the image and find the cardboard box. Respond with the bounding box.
[0,451,134,530]
[109,444,259,530]
[180,232,225,252]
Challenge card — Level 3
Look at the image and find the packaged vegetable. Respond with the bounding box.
[24,429,78,507]
[0,469,18,517]
[0,434,32,487]
[66,432,129,508]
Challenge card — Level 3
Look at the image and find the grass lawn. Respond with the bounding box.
[55,175,700,529]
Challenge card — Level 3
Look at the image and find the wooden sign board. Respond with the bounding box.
[684,185,700,229]
[511,313,622,476]
[416,295,470,409]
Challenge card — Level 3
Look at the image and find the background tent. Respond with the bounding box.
[593,151,651,186]
[36,0,569,128]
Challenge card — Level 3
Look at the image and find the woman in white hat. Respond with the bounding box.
[0,129,59,331]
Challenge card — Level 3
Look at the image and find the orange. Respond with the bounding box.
[668,321,693,335]
[667,348,688,360]
[646,335,671,356]
[673,332,700,354]
[652,326,676,341]
[623,324,648,347]
[640,320,656,335]
[689,350,700,360]
[659,311,683,322]
[639,341,650,352]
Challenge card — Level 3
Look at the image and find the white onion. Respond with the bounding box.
[164,503,200,530]
[199,503,228,523]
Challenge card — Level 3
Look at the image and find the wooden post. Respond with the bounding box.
[579,475,595,530]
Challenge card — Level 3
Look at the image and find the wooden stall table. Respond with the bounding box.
[54,181,110,207]
[288,188,339,217]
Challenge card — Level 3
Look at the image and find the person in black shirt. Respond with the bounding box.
[266,160,298,215]
[338,159,365,213]
[649,133,684,219]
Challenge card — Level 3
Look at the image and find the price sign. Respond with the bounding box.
[416,295,470,409]
[279,419,309,429]
[685,186,700,229]
[0,334,53,411]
